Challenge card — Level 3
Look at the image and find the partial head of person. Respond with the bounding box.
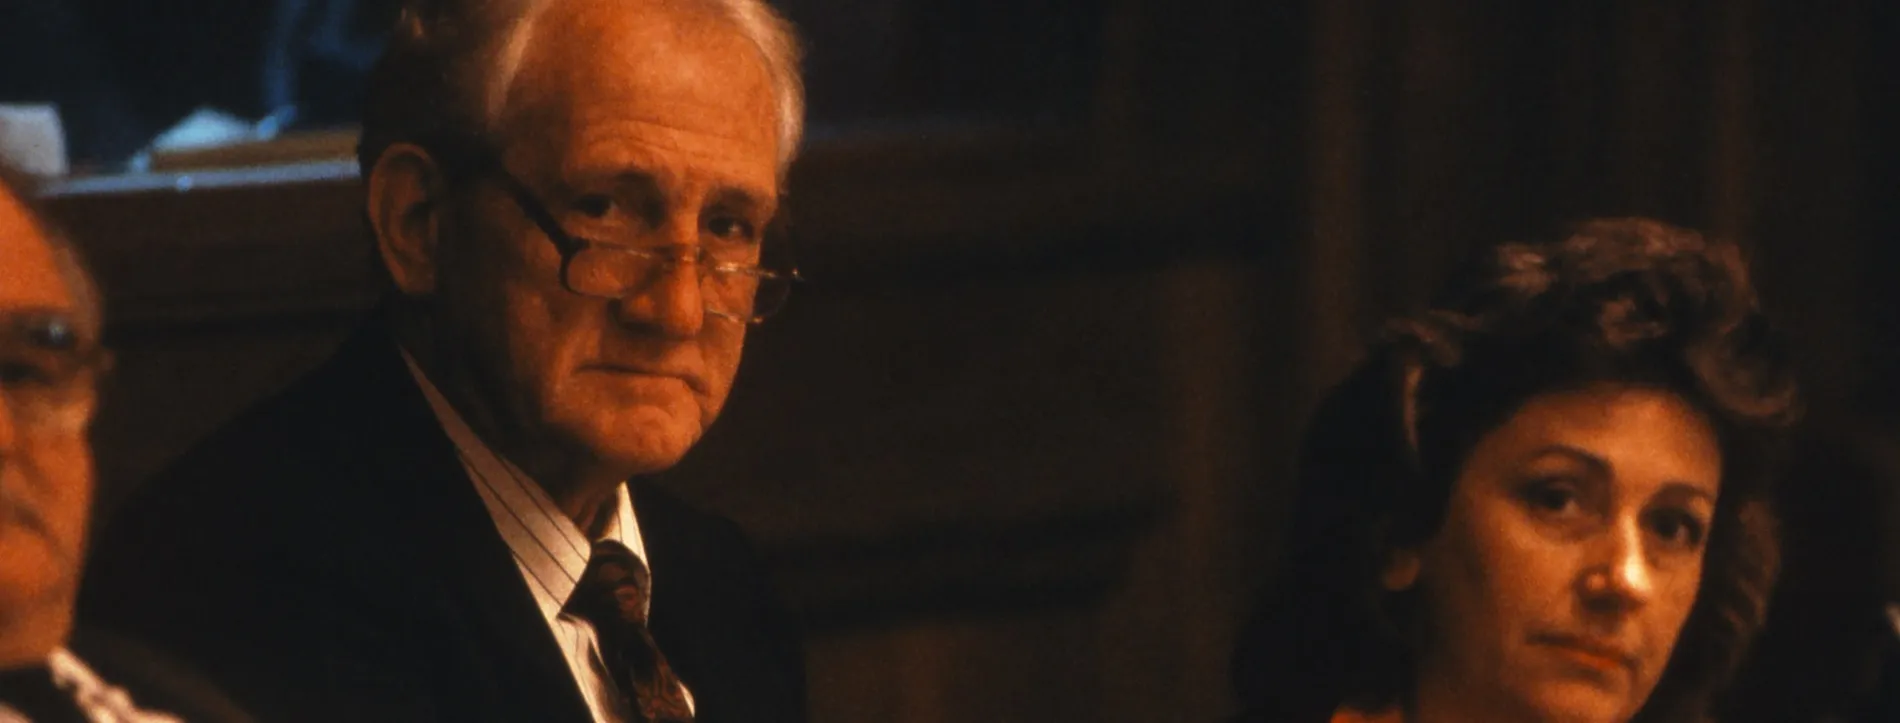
[0,165,107,669]
[358,0,804,512]
[1234,218,1801,723]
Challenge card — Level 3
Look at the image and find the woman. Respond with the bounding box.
[1231,218,1801,723]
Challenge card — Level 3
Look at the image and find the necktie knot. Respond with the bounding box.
[569,540,653,627]
[566,540,693,723]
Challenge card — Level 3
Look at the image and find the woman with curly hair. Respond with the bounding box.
[1231,218,1802,723]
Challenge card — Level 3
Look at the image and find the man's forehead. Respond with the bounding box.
[0,191,71,313]
[534,0,738,46]
[558,113,779,191]
[506,0,782,156]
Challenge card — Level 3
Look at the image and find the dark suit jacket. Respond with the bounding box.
[76,317,808,723]
[1859,607,1900,722]
[65,628,256,723]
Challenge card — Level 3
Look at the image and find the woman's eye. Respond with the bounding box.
[1524,479,1582,514]
[1649,510,1708,549]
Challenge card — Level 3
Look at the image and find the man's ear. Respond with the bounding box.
[365,143,450,297]
[1381,548,1422,591]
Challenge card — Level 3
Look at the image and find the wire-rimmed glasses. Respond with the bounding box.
[432,136,803,324]
[0,312,108,435]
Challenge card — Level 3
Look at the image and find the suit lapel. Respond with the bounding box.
[630,481,809,723]
[628,483,706,701]
[631,480,746,721]
[320,320,597,723]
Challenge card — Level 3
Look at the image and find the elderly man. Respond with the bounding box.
[77,1,808,722]
[0,166,255,722]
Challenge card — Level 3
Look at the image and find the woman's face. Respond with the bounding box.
[1391,385,1722,723]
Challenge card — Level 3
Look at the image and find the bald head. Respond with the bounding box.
[0,184,60,307]
[0,171,98,337]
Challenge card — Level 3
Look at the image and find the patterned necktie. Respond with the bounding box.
[565,540,695,723]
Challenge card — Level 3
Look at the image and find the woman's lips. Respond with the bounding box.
[1549,645,1626,674]
[1533,632,1638,676]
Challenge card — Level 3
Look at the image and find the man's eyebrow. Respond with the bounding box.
[581,167,773,211]
[0,307,78,324]
[705,186,775,216]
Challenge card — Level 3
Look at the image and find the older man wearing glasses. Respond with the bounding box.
[78,1,808,722]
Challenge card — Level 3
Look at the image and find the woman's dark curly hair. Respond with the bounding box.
[1231,218,1802,723]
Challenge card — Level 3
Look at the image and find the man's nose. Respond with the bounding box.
[613,225,706,338]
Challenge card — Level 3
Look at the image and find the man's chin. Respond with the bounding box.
[0,555,76,658]
[0,526,77,594]
[573,417,704,476]
[0,599,71,668]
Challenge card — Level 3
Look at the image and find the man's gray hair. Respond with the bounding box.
[357,0,805,178]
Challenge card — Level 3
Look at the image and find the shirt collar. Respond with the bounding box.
[399,348,648,622]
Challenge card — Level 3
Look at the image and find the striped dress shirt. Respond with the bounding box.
[402,352,694,723]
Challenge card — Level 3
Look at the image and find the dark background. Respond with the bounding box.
[9,0,1898,720]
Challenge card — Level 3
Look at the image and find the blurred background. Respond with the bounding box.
[4,0,1896,720]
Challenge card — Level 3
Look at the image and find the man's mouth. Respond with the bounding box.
[585,363,706,394]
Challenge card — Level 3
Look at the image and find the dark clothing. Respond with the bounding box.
[67,628,256,723]
[77,317,808,723]
[0,629,253,723]
[1859,608,1900,722]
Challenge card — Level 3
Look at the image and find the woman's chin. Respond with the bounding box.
[1513,681,1635,723]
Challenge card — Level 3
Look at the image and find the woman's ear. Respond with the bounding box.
[1381,548,1422,591]
[365,143,450,297]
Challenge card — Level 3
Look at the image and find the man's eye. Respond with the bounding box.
[27,319,76,350]
[706,216,757,242]
[573,195,617,218]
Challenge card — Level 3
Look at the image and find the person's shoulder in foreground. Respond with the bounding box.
[0,163,251,722]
